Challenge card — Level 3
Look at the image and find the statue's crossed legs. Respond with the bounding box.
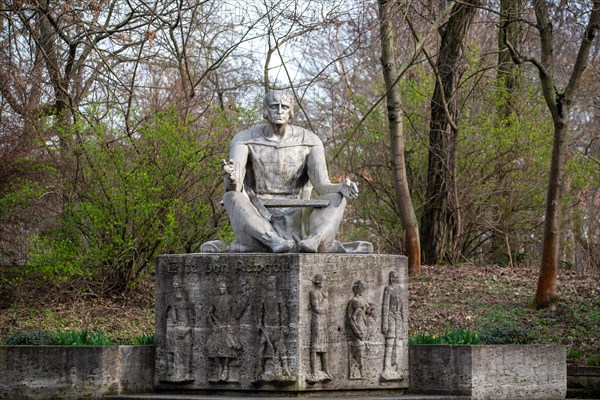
[222,190,346,253]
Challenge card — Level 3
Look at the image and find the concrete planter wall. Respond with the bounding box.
[409,344,566,400]
[567,365,600,398]
[0,345,154,400]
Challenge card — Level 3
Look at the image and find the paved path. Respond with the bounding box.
[107,394,470,400]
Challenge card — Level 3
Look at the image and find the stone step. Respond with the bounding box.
[107,393,470,400]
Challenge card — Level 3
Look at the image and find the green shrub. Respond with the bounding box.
[586,355,600,367]
[409,332,442,345]
[133,333,155,345]
[478,326,533,344]
[52,330,113,346]
[410,328,481,345]
[5,331,56,345]
[26,109,230,291]
[5,330,156,346]
[442,328,481,344]
[568,348,582,359]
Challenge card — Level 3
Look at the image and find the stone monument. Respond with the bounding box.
[155,253,408,392]
[155,91,408,394]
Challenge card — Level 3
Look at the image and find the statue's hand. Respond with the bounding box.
[340,178,358,200]
[222,159,237,186]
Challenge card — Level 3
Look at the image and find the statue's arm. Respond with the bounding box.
[223,141,249,192]
[381,287,390,334]
[308,143,358,199]
[307,144,341,195]
[347,300,363,338]
[309,290,324,314]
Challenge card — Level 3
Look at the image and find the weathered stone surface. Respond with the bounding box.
[0,345,154,399]
[409,344,567,400]
[154,253,409,392]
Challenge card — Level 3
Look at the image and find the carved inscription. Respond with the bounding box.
[346,280,375,380]
[166,259,291,277]
[211,261,291,275]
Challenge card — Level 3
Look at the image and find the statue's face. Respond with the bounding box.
[313,275,324,287]
[266,276,277,291]
[218,282,227,294]
[390,272,400,285]
[353,281,365,296]
[265,94,292,125]
[174,287,184,300]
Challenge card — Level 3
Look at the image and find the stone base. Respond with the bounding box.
[0,345,154,399]
[154,253,408,393]
[409,344,567,400]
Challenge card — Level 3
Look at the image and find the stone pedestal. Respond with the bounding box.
[154,253,408,393]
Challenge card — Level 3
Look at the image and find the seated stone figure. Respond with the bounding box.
[203,90,372,254]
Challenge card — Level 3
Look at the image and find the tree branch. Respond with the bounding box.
[564,0,600,101]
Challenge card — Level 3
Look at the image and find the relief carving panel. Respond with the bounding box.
[154,253,408,392]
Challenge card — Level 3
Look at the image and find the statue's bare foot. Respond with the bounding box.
[299,237,319,252]
[271,239,294,253]
[261,232,294,253]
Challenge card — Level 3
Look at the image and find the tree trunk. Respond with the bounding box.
[497,0,522,117]
[487,0,523,264]
[378,0,421,275]
[420,1,476,265]
[535,118,568,307]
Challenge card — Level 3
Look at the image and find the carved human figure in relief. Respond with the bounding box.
[306,274,332,384]
[254,275,295,384]
[380,271,405,381]
[346,280,374,380]
[163,285,194,383]
[216,90,372,254]
[206,281,247,383]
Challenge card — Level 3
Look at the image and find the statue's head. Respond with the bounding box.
[217,281,228,295]
[352,280,366,295]
[263,90,294,123]
[266,275,278,291]
[312,274,325,286]
[173,284,186,301]
[389,271,400,285]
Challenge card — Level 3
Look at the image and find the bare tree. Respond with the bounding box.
[420,0,478,265]
[503,0,600,308]
[378,0,421,274]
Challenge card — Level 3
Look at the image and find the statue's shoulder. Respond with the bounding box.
[230,125,265,145]
[231,124,323,147]
[291,125,322,146]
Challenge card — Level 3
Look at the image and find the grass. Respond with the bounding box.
[410,328,481,345]
[5,329,155,346]
[586,355,600,366]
